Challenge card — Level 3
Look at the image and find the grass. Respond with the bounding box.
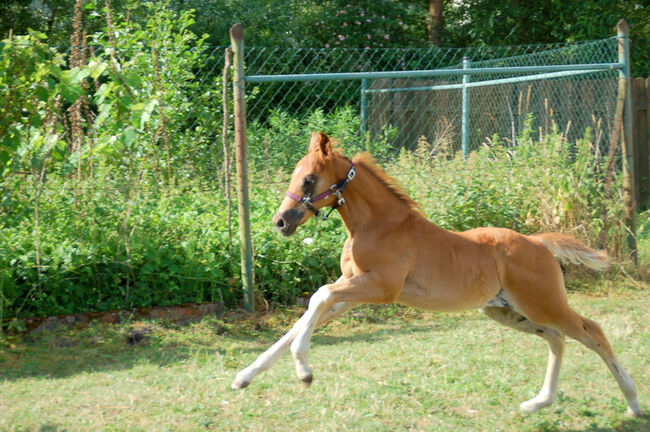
[0,283,648,431]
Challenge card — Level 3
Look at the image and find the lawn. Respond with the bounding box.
[0,283,648,431]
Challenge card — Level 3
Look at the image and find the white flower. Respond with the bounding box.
[303,237,314,245]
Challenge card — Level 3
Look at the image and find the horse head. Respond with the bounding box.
[273,132,353,236]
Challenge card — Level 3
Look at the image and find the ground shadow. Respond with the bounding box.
[557,414,649,432]
[0,312,466,382]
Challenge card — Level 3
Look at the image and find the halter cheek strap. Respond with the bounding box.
[286,163,356,221]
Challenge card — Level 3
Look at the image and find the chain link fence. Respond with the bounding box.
[233,37,620,158]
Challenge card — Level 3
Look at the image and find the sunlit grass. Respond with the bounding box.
[1,286,648,431]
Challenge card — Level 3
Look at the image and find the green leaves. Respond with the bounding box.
[88,59,108,79]
[58,67,89,103]
[129,99,159,130]
[0,33,73,178]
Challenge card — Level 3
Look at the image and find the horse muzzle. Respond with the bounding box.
[273,208,305,236]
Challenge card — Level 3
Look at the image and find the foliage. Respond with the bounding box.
[443,0,649,76]
[0,30,69,178]
[1,104,630,318]
[186,0,649,75]
[88,0,213,180]
[0,1,223,319]
[5,1,647,75]
[393,124,625,249]
[0,1,640,320]
[247,106,395,172]
[295,1,425,49]
[165,0,425,49]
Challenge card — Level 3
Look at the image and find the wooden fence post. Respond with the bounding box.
[222,48,233,257]
[632,78,649,210]
[617,19,637,262]
[230,24,255,312]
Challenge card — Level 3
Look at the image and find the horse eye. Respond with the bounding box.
[302,176,317,194]
[303,175,317,186]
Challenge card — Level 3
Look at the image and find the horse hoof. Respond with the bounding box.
[519,399,549,413]
[300,374,313,387]
[231,378,250,390]
[625,406,643,418]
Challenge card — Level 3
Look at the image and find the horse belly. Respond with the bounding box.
[397,279,501,312]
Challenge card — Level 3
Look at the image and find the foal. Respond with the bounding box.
[232,132,642,417]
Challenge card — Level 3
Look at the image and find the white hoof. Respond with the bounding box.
[519,396,554,413]
[231,370,252,390]
[625,403,643,418]
[295,362,313,386]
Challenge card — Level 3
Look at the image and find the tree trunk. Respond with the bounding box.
[428,0,444,46]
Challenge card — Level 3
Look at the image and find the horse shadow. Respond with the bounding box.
[555,415,649,432]
[0,310,464,382]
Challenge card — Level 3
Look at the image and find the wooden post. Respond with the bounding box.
[617,19,637,262]
[230,24,255,312]
[222,48,233,257]
[632,78,649,210]
[599,76,626,248]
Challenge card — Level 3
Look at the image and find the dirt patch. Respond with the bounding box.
[3,302,225,334]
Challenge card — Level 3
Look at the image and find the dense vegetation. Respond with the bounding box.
[0,1,646,320]
[2,0,649,76]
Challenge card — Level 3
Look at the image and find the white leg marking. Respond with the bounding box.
[231,314,307,389]
[520,332,565,413]
[231,298,351,389]
[606,360,642,417]
[290,286,333,384]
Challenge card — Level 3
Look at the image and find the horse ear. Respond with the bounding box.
[308,131,332,159]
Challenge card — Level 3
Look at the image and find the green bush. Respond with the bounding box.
[0,174,344,318]
[392,126,623,247]
[1,109,629,319]
[0,1,634,321]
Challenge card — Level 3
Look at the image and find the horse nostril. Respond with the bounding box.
[276,218,285,228]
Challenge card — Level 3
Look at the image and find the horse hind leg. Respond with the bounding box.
[555,311,642,417]
[481,306,565,413]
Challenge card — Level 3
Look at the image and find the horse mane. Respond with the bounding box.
[351,152,423,214]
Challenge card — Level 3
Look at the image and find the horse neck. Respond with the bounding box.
[335,160,415,233]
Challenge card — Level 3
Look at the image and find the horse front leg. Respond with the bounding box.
[290,272,398,385]
[231,289,353,389]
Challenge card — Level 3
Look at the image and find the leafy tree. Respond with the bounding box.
[167,0,426,48]
[0,30,69,178]
[3,1,648,75]
[444,0,649,76]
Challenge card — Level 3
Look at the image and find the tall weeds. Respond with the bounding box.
[392,122,625,254]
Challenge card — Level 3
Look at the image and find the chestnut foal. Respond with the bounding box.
[232,132,642,417]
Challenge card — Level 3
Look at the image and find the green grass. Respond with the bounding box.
[1,285,648,431]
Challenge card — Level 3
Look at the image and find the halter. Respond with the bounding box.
[286,163,356,221]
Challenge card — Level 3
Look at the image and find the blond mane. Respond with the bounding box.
[351,152,423,214]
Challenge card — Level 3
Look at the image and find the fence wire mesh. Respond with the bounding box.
[233,37,620,156]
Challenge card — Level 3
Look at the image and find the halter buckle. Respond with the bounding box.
[346,166,356,181]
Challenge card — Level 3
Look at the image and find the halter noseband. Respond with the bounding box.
[286,163,356,221]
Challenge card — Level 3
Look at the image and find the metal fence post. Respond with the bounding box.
[230,24,255,312]
[360,78,368,136]
[617,19,637,262]
[461,57,470,159]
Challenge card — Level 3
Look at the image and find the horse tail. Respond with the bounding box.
[530,232,609,271]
